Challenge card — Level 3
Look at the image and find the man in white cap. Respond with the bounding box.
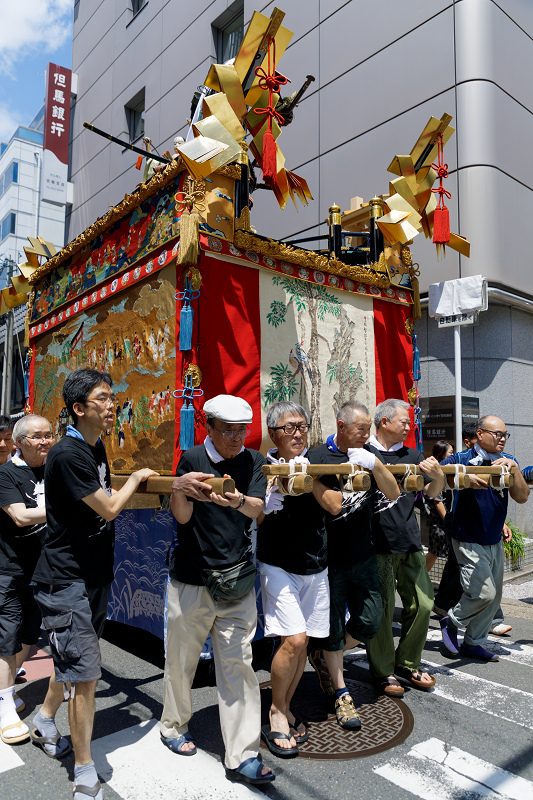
[161,395,274,786]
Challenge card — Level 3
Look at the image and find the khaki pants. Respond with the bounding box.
[160,579,260,769]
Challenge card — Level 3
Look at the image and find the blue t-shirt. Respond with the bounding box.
[441,447,518,546]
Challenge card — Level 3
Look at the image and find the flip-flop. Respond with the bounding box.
[1,721,30,744]
[395,666,436,691]
[289,716,309,744]
[30,728,72,758]
[225,755,275,785]
[261,724,299,758]
[73,780,103,799]
[160,732,197,756]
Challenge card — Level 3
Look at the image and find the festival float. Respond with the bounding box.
[6,7,472,642]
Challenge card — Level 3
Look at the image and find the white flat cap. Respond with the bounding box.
[203,395,253,423]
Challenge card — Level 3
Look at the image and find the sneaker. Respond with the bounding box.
[459,642,499,661]
[16,667,26,678]
[440,616,459,656]
[334,694,361,730]
[308,650,335,697]
[490,623,512,636]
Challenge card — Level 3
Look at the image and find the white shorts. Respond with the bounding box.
[259,562,330,638]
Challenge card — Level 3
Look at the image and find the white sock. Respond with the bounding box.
[0,686,29,739]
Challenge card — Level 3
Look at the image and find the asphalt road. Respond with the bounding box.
[2,573,533,800]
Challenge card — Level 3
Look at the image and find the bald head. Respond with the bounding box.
[477,415,509,454]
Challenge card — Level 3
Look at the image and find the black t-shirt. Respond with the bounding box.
[33,436,114,587]
[170,445,267,585]
[367,444,428,554]
[257,452,328,575]
[308,443,376,567]
[0,461,47,578]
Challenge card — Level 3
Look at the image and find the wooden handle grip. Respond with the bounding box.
[202,477,236,496]
[342,472,372,492]
[280,474,315,495]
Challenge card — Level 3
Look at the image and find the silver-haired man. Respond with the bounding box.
[366,399,445,696]
[0,415,53,746]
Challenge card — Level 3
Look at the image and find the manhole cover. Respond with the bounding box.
[260,673,413,760]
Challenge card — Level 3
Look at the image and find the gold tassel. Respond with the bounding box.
[177,211,200,265]
[410,274,422,321]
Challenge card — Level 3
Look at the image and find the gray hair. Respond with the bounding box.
[337,400,369,424]
[12,414,51,444]
[266,402,309,429]
[374,399,410,430]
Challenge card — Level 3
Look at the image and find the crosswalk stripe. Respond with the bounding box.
[91,719,263,799]
[0,739,24,774]
[346,653,533,731]
[374,737,533,800]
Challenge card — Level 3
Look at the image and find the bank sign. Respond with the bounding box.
[42,63,71,205]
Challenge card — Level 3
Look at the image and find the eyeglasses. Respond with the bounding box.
[24,434,55,442]
[213,426,250,440]
[271,423,310,435]
[479,429,510,441]
[86,395,116,407]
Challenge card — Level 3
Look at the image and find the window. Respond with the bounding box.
[213,2,244,63]
[0,161,19,198]
[0,213,16,242]
[132,0,147,15]
[125,89,145,143]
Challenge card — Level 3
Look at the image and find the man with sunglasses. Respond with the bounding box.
[439,416,529,661]
[162,394,275,786]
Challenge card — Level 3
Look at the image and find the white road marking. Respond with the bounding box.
[346,653,533,731]
[374,737,533,800]
[91,719,264,799]
[0,739,24,774]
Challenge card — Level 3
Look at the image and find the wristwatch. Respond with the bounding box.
[236,493,246,509]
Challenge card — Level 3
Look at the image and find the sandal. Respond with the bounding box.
[1,720,30,744]
[335,694,361,730]
[261,725,299,758]
[31,727,72,758]
[395,666,436,691]
[73,781,103,799]
[160,731,197,756]
[376,676,404,697]
[289,716,309,744]
[225,754,275,785]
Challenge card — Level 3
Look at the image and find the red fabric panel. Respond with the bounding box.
[174,253,262,461]
[28,343,35,412]
[373,298,416,448]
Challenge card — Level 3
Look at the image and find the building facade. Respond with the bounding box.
[0,110,71,414]
[67,0,533,530]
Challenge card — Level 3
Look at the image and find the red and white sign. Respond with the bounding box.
[42,63,72,205]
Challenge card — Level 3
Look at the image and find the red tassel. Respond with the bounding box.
[262,128,278,187]
[135,155,143,170]
[433,205,450,244]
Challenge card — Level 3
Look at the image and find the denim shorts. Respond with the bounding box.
[33,581,110,684]
[0,573,42,657]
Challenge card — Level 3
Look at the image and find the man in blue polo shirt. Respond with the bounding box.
[440,415,529,661]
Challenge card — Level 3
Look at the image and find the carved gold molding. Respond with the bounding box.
[234,206,251,232]
[233,230,391,288]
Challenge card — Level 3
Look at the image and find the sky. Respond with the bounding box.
[0,0,74,143]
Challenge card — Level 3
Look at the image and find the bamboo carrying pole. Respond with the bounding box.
[110,475,236,495]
